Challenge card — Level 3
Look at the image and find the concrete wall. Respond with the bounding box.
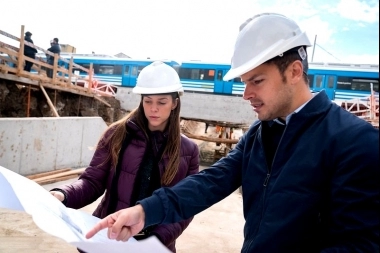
[0,117,107,176]
[116,88,257,125]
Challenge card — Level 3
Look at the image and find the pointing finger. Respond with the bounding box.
[85,215,116,239]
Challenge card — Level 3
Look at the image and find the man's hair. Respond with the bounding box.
[265,49,309,85]
[53,38,59,43]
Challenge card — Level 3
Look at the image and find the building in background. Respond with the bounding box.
[114,52,131,58]
[60,44,76,53]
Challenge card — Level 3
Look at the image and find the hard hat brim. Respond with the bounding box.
[132,84,184,96]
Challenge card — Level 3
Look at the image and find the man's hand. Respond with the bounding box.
[86,204,145,242]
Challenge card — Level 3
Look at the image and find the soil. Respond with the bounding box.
[0,80,125,124]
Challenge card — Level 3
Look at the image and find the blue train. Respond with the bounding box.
[54,54,380,101]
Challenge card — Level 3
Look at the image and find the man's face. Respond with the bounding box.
[241,63,294,121]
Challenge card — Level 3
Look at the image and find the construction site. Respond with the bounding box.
[0,25,247,253]
[0,25,379,253]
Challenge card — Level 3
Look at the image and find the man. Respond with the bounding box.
[23,31,38,72]
[86,13,379,252]
[46,38,61,78]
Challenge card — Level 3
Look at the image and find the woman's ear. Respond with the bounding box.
[172,98,178,110]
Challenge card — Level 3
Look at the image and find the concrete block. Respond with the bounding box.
[0,117,107,176]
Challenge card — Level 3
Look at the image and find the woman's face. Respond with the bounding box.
[142,94,178,131]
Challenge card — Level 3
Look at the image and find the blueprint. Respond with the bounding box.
[0,166,170,253]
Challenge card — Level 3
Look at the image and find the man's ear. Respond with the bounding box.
[290,60,303,84]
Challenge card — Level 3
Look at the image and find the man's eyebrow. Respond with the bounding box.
[244,73,261,83]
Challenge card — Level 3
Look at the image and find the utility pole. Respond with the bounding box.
[311,35,317,62]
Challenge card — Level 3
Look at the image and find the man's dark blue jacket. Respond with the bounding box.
[140,91,379,253]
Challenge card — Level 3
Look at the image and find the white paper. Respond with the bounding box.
[0,166,170,253]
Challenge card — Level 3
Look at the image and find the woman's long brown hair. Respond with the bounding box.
[98,92,181,185]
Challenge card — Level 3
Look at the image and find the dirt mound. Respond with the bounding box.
[0,80,125,124]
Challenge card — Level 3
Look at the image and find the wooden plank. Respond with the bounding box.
[182,132,239,144]
[0,40,19,51]
[32,168,86,184]
[35,174,79,185]
[0,71,38,84]
[26,168,72,180]
[0,72,95,97]
[0,29,20,41]
[26,84,31,117]
[68,56,73,85]
[93,95,111,107]
[181,117,249,129]
[0,55,17,65]
[88,63,93,93]
[39,84,60,117]
[52,54,58,85]
[0,44,19,58]
[17,25,25,75]
[0,64,17,74]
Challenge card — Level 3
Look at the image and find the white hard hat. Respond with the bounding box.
[133,61,184,96]
[223,13,312,81]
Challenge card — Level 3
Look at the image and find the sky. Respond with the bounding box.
[0,0,379,64]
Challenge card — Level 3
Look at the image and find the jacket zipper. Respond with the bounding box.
[248,122,287,251]
[262,122,287,187]
[263,173,271,186]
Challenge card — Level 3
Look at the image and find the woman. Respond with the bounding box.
[50,61,200,252]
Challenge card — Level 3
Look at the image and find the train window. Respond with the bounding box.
[131,66,137,76]
[114,65,122,75]
[315,75,323,88]
[336,77,351,90]
[137,66,144,76]
[131,66,145,76]
[352,79,379,92]
[233,77,242,83]
[327,76,334,88]
[337,77,379,92]
[217,70,223,81]
[98,65,115,74]
[178,68,215,81]
[307,74,314,88]
[124,66,130,75]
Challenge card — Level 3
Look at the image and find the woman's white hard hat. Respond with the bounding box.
[133,61,184,96]
[223,13,312,81]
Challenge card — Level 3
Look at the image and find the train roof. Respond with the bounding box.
[309,62,379,72]
[35,53,180,65]
[31,53,379,73]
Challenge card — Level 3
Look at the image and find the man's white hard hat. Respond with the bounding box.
[223,13,312,81]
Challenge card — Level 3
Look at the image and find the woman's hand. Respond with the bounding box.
[50,191,65,202]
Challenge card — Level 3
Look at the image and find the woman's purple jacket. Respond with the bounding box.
[56,120,200,252]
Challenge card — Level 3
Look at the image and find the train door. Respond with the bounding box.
[312,74,336,100]
[215,69,232,94]
[122,65,142,87]
[324,75,336,100]
[121,65,131,86]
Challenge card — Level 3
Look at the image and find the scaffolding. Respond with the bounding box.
[337,85,379,128]
[0,25,116,116]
